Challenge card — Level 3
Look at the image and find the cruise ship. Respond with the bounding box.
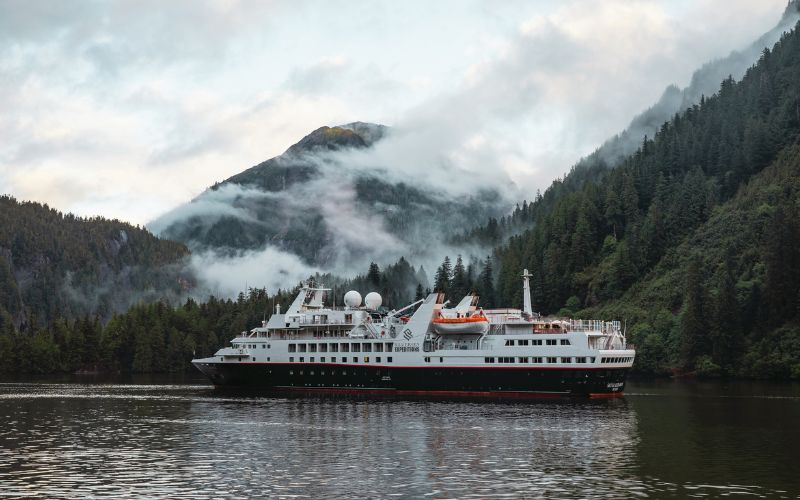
[192,270,635,398]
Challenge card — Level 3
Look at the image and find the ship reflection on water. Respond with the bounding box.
[0,379,798,498]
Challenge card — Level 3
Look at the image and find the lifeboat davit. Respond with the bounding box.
[432,314,490,335]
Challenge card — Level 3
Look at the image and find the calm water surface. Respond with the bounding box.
[0,377,798,498]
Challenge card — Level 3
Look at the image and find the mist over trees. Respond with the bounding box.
[477,26,800,378]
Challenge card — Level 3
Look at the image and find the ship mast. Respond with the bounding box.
[522,269,533,316]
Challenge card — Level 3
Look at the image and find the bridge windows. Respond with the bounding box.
[518,339,529,346]
[560,339,571,346]
[362,343,372,353]
[374,343,384,352]
[351,344,361,353]
[386,343,394,352]
[546,339,557,346]
[532,339,542,345]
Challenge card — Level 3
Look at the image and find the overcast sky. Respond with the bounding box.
[0,0,790,225]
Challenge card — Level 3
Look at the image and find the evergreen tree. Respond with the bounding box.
[477,256,496,308]
[450,255,468,298]
[367,262,381,288]
[680,257,710,369]
[433,256,453,294]
[710,254,742,374]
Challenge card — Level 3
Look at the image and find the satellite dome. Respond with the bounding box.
[365,292,382,310]
[344,290,362,308]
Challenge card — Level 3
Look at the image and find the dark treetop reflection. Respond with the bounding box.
[0,378,798,498]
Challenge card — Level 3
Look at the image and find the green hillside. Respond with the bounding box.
[489,25,800,378]
[0,196,191,329]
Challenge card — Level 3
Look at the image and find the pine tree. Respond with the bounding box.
[450,255,468,299]
[477,256,496,308]
[680,256,709,369]
[433,256,452,294]
[367,262,381,288]
[710,254,742,374]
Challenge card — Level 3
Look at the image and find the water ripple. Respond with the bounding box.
[0,381,797,498]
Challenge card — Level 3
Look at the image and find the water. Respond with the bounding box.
[0,378,798,499]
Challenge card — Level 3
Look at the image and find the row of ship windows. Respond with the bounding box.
[504,339,571,346]
[601,357,633,363]
[288,356,393,364]
[288,342,394,353]
[485,356,594,364]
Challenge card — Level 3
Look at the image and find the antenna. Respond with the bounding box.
[521,269,533,316]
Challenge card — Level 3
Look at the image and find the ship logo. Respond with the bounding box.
[403,328,413,340]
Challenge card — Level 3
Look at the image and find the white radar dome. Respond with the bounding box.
[344,290,362,308]
[365,292,382,310]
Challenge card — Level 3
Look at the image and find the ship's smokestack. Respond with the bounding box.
[522,269,533,316]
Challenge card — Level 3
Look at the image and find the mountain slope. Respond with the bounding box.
[0,196,191,329]
[150,122,509,266]
[491,21,800,378]
[579,0,800,170]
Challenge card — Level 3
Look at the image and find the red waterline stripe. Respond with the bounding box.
[267,386,581,399]
[589,392,625,399]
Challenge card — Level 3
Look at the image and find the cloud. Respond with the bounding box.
[190,246,317,298]
[0,0,794,298]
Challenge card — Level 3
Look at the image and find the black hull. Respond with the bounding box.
[194,362,628,399]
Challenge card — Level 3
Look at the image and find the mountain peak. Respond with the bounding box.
[285,122,388,156]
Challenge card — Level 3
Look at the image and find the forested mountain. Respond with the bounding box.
[0,196,191,330]
[5,13,800,379]
[482,24,800,378]
[463,1,800,247]
[576,0,800,175]
[150,122,508,266]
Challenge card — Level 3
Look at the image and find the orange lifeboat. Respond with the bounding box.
[432,313,490,335]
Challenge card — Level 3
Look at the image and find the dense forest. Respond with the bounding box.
[0,258,433,374]
[0,196,191,330]
[469,24,800,379]
[0,287,296,374]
